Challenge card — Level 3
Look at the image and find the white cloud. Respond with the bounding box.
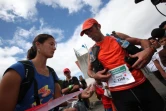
[8,19,64,51]
[38,0,102,14]
[0,46,24,57]
[0,0,37,22]
[82,0,102,14]
[0,0,103,22]
[0,46,23,79]
[0,56,17,79]
[38,0,84,14]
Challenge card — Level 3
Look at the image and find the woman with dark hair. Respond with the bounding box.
[0,34,94,111]
[0,34,61,111]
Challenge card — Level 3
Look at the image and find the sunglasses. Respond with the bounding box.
[84,26,93,35]
[64,71,70,74]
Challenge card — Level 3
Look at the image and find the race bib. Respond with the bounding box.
[108,64,135,87]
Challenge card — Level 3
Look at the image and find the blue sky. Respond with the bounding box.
[0,0,165,81]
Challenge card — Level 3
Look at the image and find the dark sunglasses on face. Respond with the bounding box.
[64,71,70,74]
[84,26,93,35]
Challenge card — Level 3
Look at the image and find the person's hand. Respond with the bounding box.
[93,69,111,82]
[129,47,154,69]
[80,85,94,99]
[63,108,77,111]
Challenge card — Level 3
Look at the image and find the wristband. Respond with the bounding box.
[68,85,73,90]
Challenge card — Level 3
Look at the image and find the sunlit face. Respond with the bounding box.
[84,24,102,42]
[38,38,56,58]
[149,39,160,48]
[159,37,166,46]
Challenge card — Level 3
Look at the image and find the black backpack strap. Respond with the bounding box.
[90,45,104,73]
[34,79,40,105]
[18,60,40,106]
[17,60,35,103]
[47,66,58,83]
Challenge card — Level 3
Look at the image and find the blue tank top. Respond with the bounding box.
[8,61,59,111]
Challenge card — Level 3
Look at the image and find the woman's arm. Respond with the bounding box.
[0,70,21,111]
[54,83,68,107]
[54,83,62,99]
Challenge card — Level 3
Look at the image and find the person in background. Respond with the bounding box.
[62,68,80,95]
[146,37,166,85]
[151,28,166,73]
[80,18,165,111]
[79,75,91,109]
[159,37,166,68]
[79,75,87,90]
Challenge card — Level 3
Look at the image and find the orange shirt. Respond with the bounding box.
[96,36,146,91]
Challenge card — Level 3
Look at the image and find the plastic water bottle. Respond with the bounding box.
[106,33,130,48]
[118,39,130,49]
[111,31,142,54]
[110,31,142,66]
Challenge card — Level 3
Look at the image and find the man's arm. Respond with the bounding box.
[87,49,111,81]
[116,32,155,69]
[61,81,71,94]
[61,87,71,94]
[0,70,21,111]
[116,32,151,49]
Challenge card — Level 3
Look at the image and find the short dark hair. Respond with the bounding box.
[27,34,54,60]
[159,21,166,29]
[151,28,165,38]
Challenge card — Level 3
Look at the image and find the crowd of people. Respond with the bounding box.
[0,18,165,111]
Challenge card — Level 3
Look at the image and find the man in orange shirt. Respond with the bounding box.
[80,18,165,111]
